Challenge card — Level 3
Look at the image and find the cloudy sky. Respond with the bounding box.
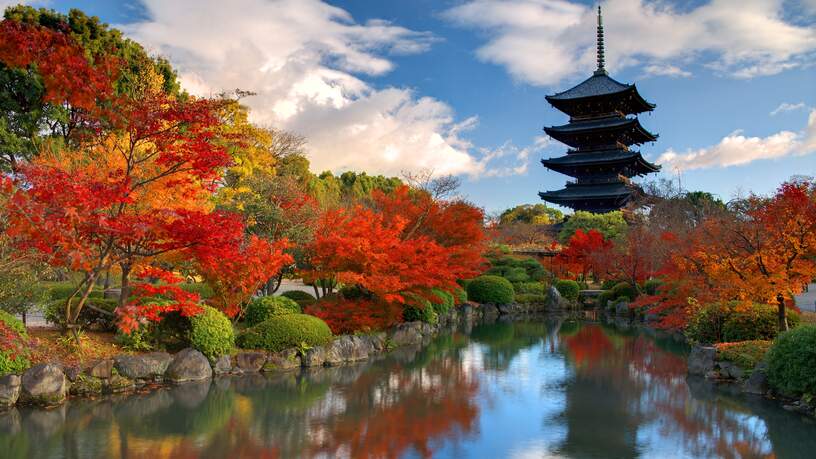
[12,0,816,212]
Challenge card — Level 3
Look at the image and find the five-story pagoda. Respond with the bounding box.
[539,6,659,213]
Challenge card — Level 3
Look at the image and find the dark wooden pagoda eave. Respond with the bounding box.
[545,84,655,116]
[543,118,658,148]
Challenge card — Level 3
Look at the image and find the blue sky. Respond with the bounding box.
[12,0,816,213]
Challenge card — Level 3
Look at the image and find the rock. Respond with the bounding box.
[63,366,81,382]
[213,355,232,374]
[114,352,172,380]
[546,286,569,310]
[743,362,769,394]
[363,333,387,352]
[481,304,500,319]
[0,375,21,408]
[234,351,267,373]
[687,346,717,376]
[388,322,425,347]
[264,349,300,371]
[615,300,630,316]
[301,346,327,367]
[165,348,212,383]
[70,375,103,396]
[106,374,135,394]
[87,359,114,379]
[718,361,744,380]
[20,364,68,406]
[322,336,372,366]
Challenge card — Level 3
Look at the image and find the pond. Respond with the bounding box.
[1,318,814,458]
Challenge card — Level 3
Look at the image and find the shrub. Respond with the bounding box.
[466,275,515,305]
[189,306,235,359]
[44,297,118,331]
[513,282,545,295]
[555,279,580,302]
[723,304,800,342]
[237,314,332,352]
[767,325,816,396]
[643,279,663,295]
[453,287,468,305]
[600,279,618,290]
[244,296,301,327]
[685,302,732,344]
[515,293,547,304]
[0,310,30,375]
[403,300,438,325]
[611,282,637,302]
[280,290,317,308]
[503,267,530,283]
[715,340,772,372]
[179,282,214,299]
[597,290,615,308]
[41,282,102,301]
[115,324,156,351]
[430,289,454,316]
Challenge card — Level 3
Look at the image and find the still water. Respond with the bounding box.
[1,318,814,458]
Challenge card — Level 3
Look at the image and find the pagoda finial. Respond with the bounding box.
[595,5,606,75]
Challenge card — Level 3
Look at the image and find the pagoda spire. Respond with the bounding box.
[595,5,606,75]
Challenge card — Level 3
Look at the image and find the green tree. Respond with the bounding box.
[499,204,563,225]
[558,211,627,244]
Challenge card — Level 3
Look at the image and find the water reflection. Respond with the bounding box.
[1,319,814,458]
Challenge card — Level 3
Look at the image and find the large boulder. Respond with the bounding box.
[388,322,425,347]
[165,348,213,383]
[546,286,569,310]
[481,304,500,320]
[264,349,300,371]
[20,364,68,406]
[234,351,267,373]
[107,374,135,394]
[743,362,769,395]
[687,346,717,376]
[69,376,103,396]
[114,352,172,380]
[302,346,327,367]
[322,336,373,366]
[213,355,232,374]
[614,300,631,317]
[0,374,21,408]
[87,359,114,379]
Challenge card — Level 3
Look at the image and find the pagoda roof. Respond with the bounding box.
[539,181,632,201]
[541,150,660,175]
[545,72,655,116]
[544,116,657,148]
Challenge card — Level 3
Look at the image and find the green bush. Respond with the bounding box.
[0,311,30,376]
[41,282,103,301]
[643,279,663,295]
[685,302,732,344]
[485,255,548,283]
[453,287,468,304]
[430,289,454,316]
[115,324,156,351]
[189,306,235,359]
[767,325,816,396]
[403,300,438,325]
[515,293,547,304]
[597,290,615,308]
[466,275,515,305]
[513,282,545,295]
[503,267,530,283]
[179,282,214,299]
[555,279,580,302]
[237,314,332,352]
[723,304,800,342]
[600,279,618,290]
[280,290,317,308]
[244,296,301,327]
[44,297,118,331]
[611,282,637,302]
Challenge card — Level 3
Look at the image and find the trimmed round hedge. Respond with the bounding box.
[767,325,816,396]
[189,306,235,359]
[403,301,438,325]
[466,275,514,305]
[237,314,332,352]
[244,296,301,327]
[280,290,317,308]
[610,282,637,302]
[555,279,580,302]
[0,310,30,376]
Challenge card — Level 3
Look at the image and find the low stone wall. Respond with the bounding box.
[0,303,486,411]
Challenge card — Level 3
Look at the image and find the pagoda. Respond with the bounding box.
[539,6,659,213]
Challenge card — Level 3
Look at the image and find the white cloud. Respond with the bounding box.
[656,109,816,171]
[643,64,691,78]
[770,102,807,116]
[443,0,816,86]
[124,0,520,178]
[476,136,552,177]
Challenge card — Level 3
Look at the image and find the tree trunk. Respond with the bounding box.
[118,263,132,308]
[777,293,788,332]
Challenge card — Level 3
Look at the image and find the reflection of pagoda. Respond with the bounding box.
[540,6,659,213]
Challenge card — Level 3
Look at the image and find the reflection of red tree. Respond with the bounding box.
[562,325,614,369]
[310,359,479,458]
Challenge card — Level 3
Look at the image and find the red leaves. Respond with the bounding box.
[553,229,611,279]
[117,268,202,334]
[305,297,403,335]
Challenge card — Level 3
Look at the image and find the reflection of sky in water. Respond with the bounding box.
[1,320,813,459]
